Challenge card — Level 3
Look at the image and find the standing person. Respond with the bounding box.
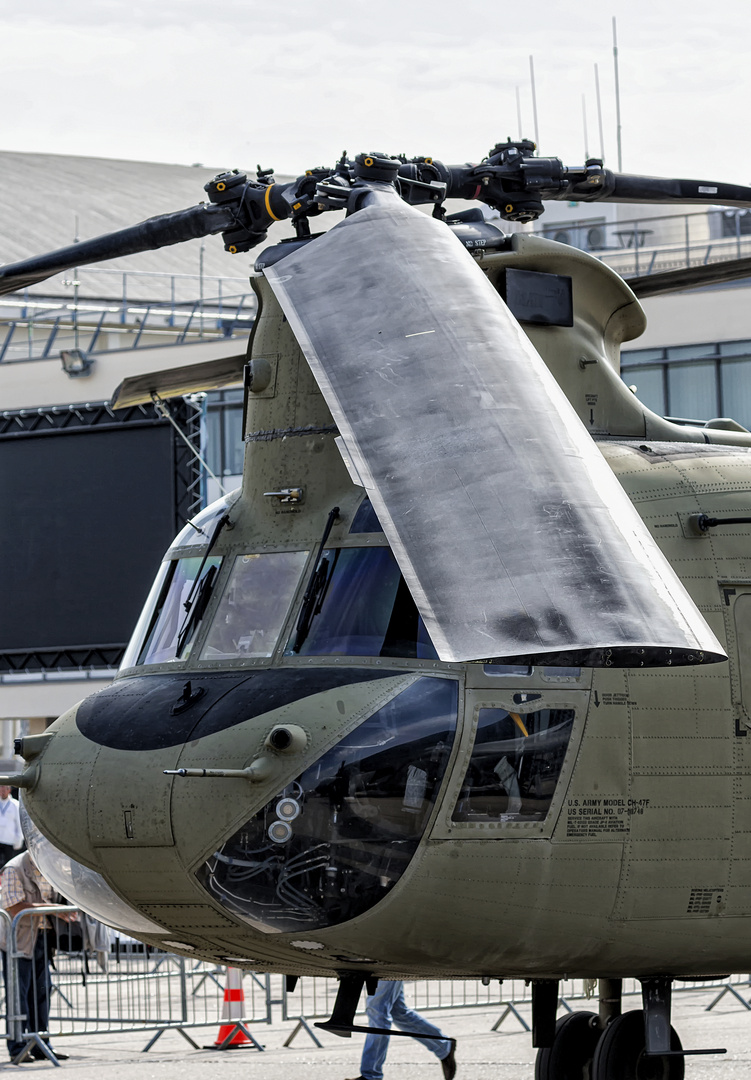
[0,851,69,1061]
[0,785,23,868]
[348,980,456,1080]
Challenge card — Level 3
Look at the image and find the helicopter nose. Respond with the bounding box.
[21,667,447,942]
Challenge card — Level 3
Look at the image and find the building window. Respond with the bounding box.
[621,339,751,429]
[204,389,244,499]
[666,361,718,421]
[720,210,751,237]
[624,365,666,416]
[721,359,751,430]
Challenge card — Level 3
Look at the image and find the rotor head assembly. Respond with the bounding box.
[3,139,751,296]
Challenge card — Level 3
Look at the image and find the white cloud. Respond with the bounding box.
[0,0,750,187]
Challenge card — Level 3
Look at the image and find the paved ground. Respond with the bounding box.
[7,987,751,1079]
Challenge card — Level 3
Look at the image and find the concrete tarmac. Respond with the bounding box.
[8,988,751,1078]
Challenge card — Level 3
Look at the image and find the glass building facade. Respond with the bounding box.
[203,388,245,501]
[621,340,751,429]
[203,344,751,503]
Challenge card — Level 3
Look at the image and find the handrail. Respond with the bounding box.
[0,292,255,363]
[532,207,751,279]
[534,206,750,236]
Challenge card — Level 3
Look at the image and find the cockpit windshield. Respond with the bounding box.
[197,676,458,933]
[201,551,309,660]
[125,534,441,669]
[286,546,438,659]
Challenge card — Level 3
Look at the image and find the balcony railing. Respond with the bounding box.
[534,208,751,280]
[0,286,255,363]
[5,209,751,365]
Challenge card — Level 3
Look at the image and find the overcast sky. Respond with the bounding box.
[1,0,750,188]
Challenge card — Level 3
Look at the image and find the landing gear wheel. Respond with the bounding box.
[591,1010,684,1080]
[535,1010,601,1080]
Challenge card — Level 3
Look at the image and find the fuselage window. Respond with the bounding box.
[285,546,438,660]
[137,555,222,666]
[201,551,309,660]
[453,706,575,822]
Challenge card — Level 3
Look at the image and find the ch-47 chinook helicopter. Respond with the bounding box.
[6,139,751,1079]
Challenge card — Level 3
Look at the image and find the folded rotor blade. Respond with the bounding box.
[0,203,235,296]
[266,199,725,667]
[629,256,751,298]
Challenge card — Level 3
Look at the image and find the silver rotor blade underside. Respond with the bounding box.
[265,198,725,667]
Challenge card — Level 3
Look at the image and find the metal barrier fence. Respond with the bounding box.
[0,905,749,1064]
[5,906,273,1065]
[281,973,751,1046]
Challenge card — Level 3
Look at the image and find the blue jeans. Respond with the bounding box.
[360,981,450,1080]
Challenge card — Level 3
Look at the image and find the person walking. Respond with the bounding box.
[348,980,456,1080]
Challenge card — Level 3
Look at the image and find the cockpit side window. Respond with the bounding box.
[349,497,384,534]
[453,706,575,822]
[136,555,222,666]
[170,490,241,551]
[285,546,438,660]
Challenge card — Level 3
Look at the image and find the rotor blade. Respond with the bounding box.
[265,198,725,667]
[629,256,751,298]
[0,203,236,296]
[557,170,751,209]
[606,173,751,207]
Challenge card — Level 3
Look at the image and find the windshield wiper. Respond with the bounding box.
[291,506,340,654]
[175,512,230,656]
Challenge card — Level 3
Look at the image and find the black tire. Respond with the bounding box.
[535,1010,601,1080]
[591,1010,684,1080]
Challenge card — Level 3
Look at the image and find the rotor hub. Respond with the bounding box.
[353,153,401,184]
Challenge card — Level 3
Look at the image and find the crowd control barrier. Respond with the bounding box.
[281,973,751,1045]
[5,906,273,1064]
[0,905,748,1062]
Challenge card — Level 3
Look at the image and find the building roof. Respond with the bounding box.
[0,151,296,300]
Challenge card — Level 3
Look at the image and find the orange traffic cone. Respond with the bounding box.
[212,966,254,1048]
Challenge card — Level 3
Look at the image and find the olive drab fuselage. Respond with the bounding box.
[20,234,751,980]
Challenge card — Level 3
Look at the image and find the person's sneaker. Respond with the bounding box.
[31,1045,69,1061]
[441,1044,457,1080]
